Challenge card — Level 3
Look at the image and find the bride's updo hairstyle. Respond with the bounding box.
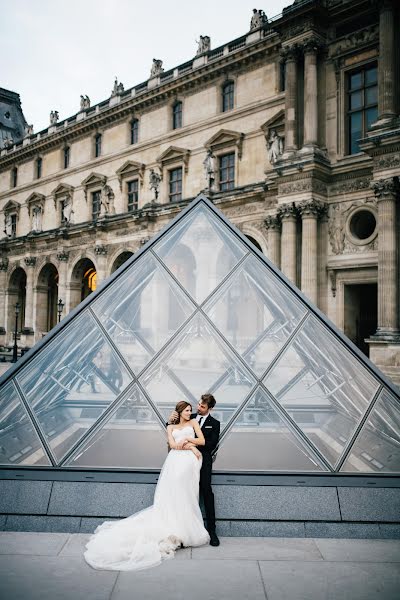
[175,400,192,422]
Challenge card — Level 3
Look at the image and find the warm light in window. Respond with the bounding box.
[84,268,97,291]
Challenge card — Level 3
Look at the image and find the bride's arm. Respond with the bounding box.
[183,419,205,447]
[167,425,181,450]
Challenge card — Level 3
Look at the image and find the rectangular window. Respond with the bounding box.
[127,179,139,212]
[36,157,42,179]
[169,167,182,202]
[11,167,18,188]
[130,120,139,144]
[95,133,102,158]
[11,214,17,237]
[347,64,378,154]
[222,82,234,112]
[92,190,101,220]
[219,153,235,191]
[172,102,182,130]
[64,146,70,169]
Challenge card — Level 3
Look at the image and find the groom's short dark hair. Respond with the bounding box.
[201,393,216,409]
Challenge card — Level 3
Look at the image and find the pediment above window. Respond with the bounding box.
[157,146,190,172]
[26,192,45,215]
[51,183,74,209]
[3,199,21,215]
[116,160,145,190]
[261,110,285,137]
[205,129,244,159]
[81,172,107,201]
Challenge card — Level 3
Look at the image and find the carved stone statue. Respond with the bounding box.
[267,129,284,164]
[196,35,211,56]
[111,78,124,97]
[80,95,91,110]
[31,205,42,232]
[99,184,115,216]
[3,138,13,149]
[203,149,216,190]
[328,205,345,255]
[149,168,162,201]
[4,214,13,237]
[24,124,34,138]
[150,59,164,78]
[250,8,268,31]
[62,195,74,224]
[50,110,59,125]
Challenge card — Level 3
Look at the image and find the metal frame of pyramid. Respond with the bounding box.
[1,194,399,476]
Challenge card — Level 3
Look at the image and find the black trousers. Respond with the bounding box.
[199,453,216,532]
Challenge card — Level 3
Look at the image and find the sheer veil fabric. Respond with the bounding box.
[84,425,210,571]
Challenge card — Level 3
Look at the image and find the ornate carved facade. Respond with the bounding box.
[0,0,399,384]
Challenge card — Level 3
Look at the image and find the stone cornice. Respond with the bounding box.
[0,33,280,172]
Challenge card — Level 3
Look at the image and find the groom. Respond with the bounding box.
[168,393,220,546]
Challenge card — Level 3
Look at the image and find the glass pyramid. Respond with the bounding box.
[0,195,399,474]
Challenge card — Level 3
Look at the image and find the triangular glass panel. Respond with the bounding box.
[0,382,50,466]
[263,316,380,468]
[204,254,307,377]
[153,203,247,304]
[139,313,256,428]
[92,253,195,374]
[64,385,168,469]
[341,389,400,473]
[215,387,326,471]
[16,311,133,463]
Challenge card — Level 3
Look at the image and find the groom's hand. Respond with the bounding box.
[168,411,179,424]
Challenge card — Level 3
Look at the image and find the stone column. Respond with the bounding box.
[94,245,108,287]
[298,200,325,304]
[57,251,69,318]
[278,204,298,284]
[23,256,36,334]
[281,45,299,153]
[264,215,281,268]
[0,258,8,338]
[303,39,320,147]
[371,178,399,336]
[378,0,396,122]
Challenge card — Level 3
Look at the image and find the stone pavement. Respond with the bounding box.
[0,532,399,600]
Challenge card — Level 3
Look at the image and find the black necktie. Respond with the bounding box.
[198,417,203,428]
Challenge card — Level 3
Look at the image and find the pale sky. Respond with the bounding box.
[1,0,289,132]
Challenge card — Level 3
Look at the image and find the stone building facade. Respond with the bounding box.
[0,0,399,384]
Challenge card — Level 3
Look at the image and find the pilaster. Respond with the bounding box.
[264,215,281,268]
[278,203,298,284]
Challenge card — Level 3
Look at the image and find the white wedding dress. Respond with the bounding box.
[84,425,210,571]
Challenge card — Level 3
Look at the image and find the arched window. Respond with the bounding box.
[94,133,102,158]
[130,119,139,144]
[222,81,234,112]
[172,101,182,129]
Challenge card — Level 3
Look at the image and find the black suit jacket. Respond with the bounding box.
[191,413,220,456]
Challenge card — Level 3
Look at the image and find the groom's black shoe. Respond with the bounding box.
[209,531,220,546]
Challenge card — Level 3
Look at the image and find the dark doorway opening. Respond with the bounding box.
[344,283,377,357]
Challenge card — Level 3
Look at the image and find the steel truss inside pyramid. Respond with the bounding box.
[1,195,400,474]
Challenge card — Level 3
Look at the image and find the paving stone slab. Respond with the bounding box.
[0,555,117,600]
[0,480,52,514]
[338,487,400,522]
[314,538,400,562]
[215,486,340,521]
[0,515,6,530]
[259,559,400,600]
[0,531,69,555]
[113,558,265,600]
[80,517,118,533]
[5,515,81,533]
[379,524,400,539]
[231,521,305,537]
[48,482,155,516]
[305,522,380,539]
[192,536,323,561]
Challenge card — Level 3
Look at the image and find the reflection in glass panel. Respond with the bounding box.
[153,204,247,304]
[16,312,132,462]
[341,389,400,473]
[263,316,380,467]
[350,91,362,110]
[65,386,167,469]
[349,72,362,89]
[92,253,195,374]
[0,382,50,466]
[350,112,362,154]
[215,388,325,471]
[204,255,307,377]
[140,313,256,428]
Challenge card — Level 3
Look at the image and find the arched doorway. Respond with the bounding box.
[7,268,27,340]
[35,264,59,336]
[111,251,134,274]
[245,235,262,253]
[70,258,97,310]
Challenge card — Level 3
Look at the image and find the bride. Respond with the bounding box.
[84,401,210,571]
